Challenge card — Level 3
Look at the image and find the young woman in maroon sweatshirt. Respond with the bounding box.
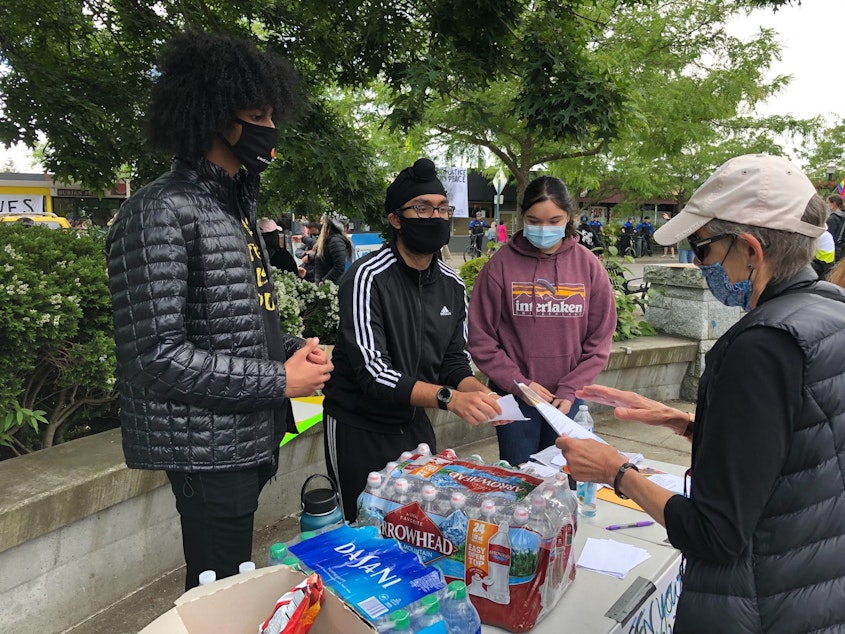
[467,176,616,465]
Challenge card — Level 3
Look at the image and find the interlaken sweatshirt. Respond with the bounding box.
[467,231,616,403]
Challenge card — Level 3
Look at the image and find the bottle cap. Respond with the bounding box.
[269,543,287,559]
[420,593,440,613]
[450,491,467,508]
[421,484,437,501]
[300,531,317,540]
[394,478,410,494]
[367,472,382,487]
[416,443,432,456]
[531,494,547,509]
[512,506,529,523]
[198,570,216,586]
[238,561,256,573]
[390,609,411,630]
[448,580,468,600]
[282,555,300,566]
[579,404,589,411]
[480,499,496,517]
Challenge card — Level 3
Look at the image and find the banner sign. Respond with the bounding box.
[0,194,44,214]
[438,167,469,218]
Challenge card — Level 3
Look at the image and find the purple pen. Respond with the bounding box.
[605,521,654,531]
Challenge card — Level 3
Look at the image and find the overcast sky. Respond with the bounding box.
[2,0,844,173]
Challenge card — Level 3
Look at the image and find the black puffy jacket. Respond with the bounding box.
[106,158,302,472]
[675,272,845,633]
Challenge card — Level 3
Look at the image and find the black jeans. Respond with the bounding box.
[167,457,277,590]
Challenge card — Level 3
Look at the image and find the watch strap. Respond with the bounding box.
[613,462,640,500]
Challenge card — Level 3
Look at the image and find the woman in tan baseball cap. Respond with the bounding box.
[557,154,845,632]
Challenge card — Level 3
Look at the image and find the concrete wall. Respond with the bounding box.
[0,337,696,634]
[643,264,741,400]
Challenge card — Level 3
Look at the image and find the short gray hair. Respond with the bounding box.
[706,194,827,283]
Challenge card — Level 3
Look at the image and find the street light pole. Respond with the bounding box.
[827,163,836,190]
[493,169,507,223]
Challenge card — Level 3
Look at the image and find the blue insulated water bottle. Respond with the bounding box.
[299,473,344,533]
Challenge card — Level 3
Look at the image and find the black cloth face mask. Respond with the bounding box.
[398,217,451,254]
[224,119,279,174]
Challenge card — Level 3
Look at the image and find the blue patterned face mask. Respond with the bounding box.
[699,262,753,310]
[524,225,566,249]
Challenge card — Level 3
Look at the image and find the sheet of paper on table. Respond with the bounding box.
[576,537,652,579]
[489,393,530,422]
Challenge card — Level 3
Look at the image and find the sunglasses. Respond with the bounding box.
[687,233,733,261]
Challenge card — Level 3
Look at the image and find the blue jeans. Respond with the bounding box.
[489,380,583,466]
[678,249,695,264]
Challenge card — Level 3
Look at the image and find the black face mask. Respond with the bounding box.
[398,217,451,254]
[224,119,279,174]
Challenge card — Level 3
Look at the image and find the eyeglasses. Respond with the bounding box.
[395,204,455,219]
[688,233,733,261]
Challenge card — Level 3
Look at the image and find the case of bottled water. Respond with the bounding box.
[354,447,577,632]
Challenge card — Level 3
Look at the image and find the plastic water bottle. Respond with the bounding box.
[238,561,256,574]
[486,521,512,604]
[421,483,441,515]
[440,448,458,460]
[442,581,482,634]
[198,570,216,586]
[393,477,411,505]
[573,405,597,518]
[449,491,467,516]
[268,542,288,566]
[357,471,384,527]
[479,498,497,523]
[413,593,445,630]
[416,442,432,457]
[388,608,412,632]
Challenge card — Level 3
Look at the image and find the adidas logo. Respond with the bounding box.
[439,306,452,317]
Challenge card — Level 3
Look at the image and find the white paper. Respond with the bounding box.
[489,394,530,422]
[520,462,560,478]
[648,473,687,495]
[528,445,564,468]
[515,382,607,443]
[576,537,652,579]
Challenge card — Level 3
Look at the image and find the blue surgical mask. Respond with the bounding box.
[699,262,753,310]
[524,225,566,250]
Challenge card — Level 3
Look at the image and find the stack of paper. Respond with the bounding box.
[576,538,652,579]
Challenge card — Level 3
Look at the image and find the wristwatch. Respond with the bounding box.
[613,462,640,500]
[436,386,454,411]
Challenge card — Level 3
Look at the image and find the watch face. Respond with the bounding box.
[437,387,452,406]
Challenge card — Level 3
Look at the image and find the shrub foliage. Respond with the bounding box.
[0,225,117,453]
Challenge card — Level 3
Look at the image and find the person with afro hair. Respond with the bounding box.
[107,31,333,590]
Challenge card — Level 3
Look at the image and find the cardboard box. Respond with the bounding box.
[140,566,375,634]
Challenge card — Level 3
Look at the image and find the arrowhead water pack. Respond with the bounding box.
[355,449,577,632]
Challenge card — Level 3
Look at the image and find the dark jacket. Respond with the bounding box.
[106,158,302,472]
[323,245,475,434]
[672,269,845,633]
[315,233,350,284]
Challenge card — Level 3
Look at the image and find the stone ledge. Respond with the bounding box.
[0,429,165,554]
[604,335,697,371]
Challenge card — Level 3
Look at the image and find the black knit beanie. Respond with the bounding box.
[384,158,447,215]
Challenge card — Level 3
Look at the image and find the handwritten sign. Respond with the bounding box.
[438,166,469,218]
[0,194,44,214]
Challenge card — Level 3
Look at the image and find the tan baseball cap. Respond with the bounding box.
[653,154,825,246]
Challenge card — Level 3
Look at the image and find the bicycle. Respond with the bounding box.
[463,241,483,261]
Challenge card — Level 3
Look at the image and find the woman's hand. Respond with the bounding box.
[575,384,691,436]
[555,434,627,486]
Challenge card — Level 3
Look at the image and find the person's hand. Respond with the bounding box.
[304,340,331,366]
[519,381,554,405]
[555,434,627,486]
[552,398,572,415]
[284,338,333,397]
[449,391,503,426]
[575,384,689,435]
[297,266,307,278]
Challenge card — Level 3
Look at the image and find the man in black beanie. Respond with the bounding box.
[323,158,503,520]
